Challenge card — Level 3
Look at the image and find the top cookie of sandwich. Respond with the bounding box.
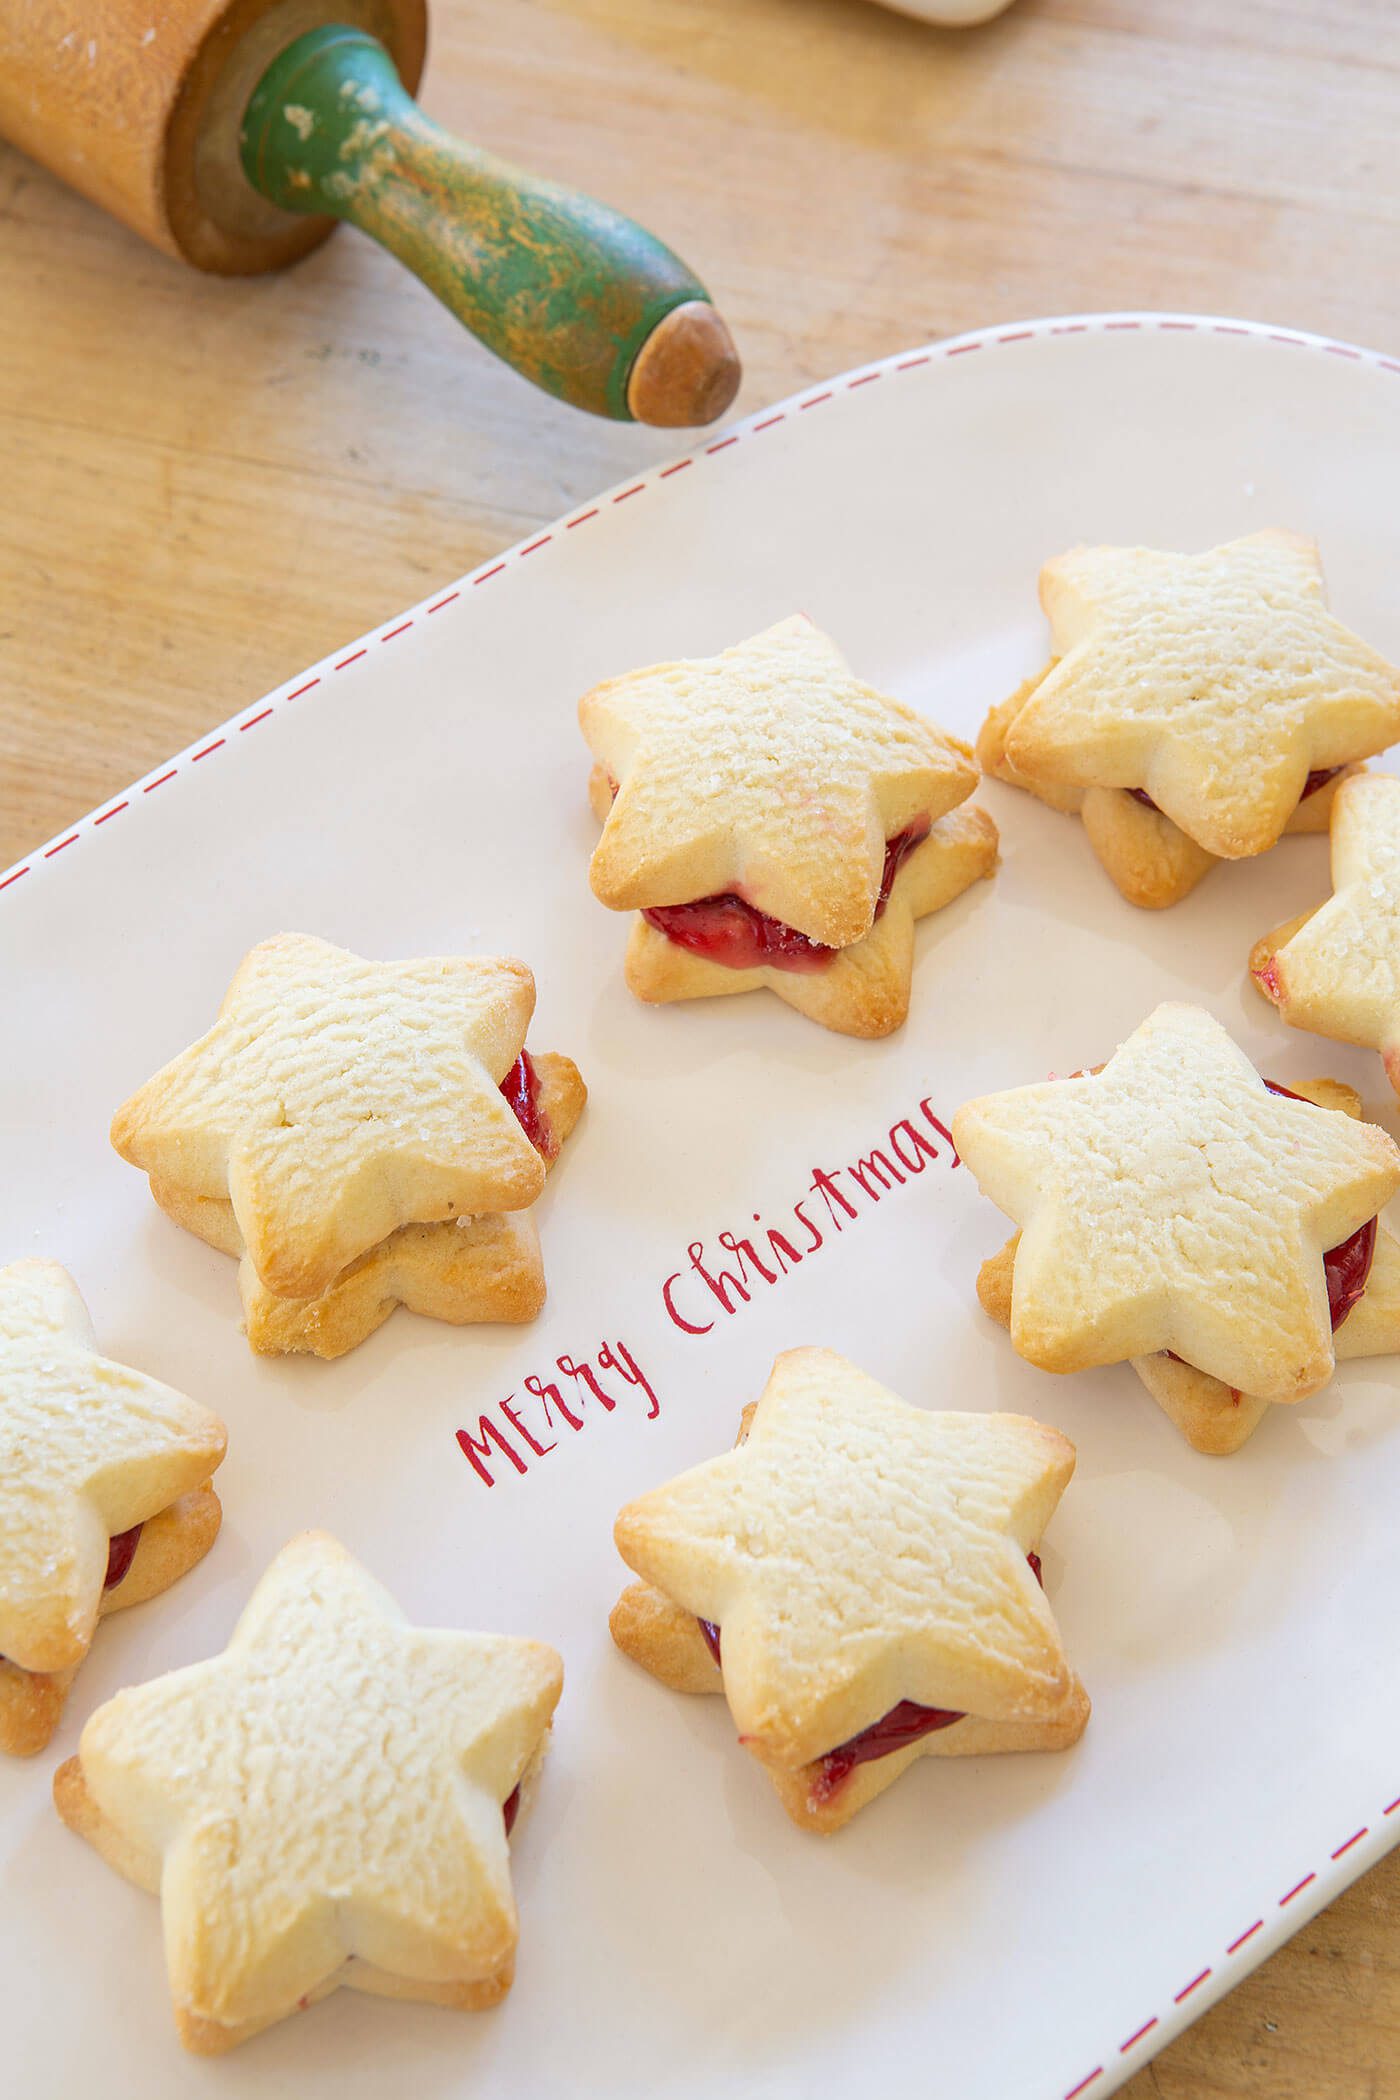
[0,1259,226,1673]
[580,615,977,949]
[614,1345,1076,1768]
[59,1531,562,2050]
[1003,532,1400,859]
[111,935,547,1302]
[1253,773,1400,1090]
[954,1002,1400,1403]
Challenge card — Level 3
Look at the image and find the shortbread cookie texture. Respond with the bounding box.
[618,803,997,1037]
[113,936,586,1358]
[955,1005,1400,1410]
[611,1347,1087,1834]
[580,616,996,1036]
[55,1532,563,2053]
[977,1081,1400,1454]
[147,1051,587,1359]
[982,689,1352,910]
[1,1488,221,1757]
[1251,773,1400,1099]
[0,1260,225,1755]
[979,531,1400,906]
[112,934,547,1301]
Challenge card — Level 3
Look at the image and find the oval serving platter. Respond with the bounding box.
[4,314,1400,2100]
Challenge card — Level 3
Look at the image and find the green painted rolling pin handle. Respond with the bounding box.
[240,25,741,426]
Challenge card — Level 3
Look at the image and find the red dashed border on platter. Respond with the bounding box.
[1058,1798,1400,2098]
[7,307,1400,2091]
[8,311,1400,904]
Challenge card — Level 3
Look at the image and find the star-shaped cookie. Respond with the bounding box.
[954,1004,1400,1403]
[581,615,981,947]
[0,1260,226,1753]
[974,1079,1400,1453]
[54,1532,563,2053]
[2,1489,221,1757]
[144,1051,587,1358]
[111,935,547,1302]
[611,1347,1087,1833]
[993,531,1400,865]
[979,674,1354,910]
[613,799,997,1037]
[1251,773,1400,1097]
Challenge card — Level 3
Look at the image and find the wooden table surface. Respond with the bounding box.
[5,0,1400,2088]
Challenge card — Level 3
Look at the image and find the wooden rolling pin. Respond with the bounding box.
[0,0,740,425]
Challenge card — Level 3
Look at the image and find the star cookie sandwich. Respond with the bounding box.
[1251,772,1400,1102]
[55,1532,562,2052]
[977,532,1400,908]
[955,1004,1400,1454]
[110,934,585,1358]
[610,1347,1088,1834]
[580,615,997,1037]
[0,1260,225,1756]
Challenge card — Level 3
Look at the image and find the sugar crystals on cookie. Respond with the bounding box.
[0,1259,225,1755]
[580,616,997,1036]
[111,934,585,1357]
[54,1531,563,2052]
[955,1004,1400,1451]
[610,1346,1088,1833]
[978,532,1400,908]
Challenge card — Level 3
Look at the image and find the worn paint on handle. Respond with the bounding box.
[242,25,713,421]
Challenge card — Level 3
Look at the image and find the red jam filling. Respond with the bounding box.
[697,1552,1047,1804]
[640,819,933,975]
[1253,956,1284,1004]
[1155,1077,1377,1372]
[0,1524,146,1667]
[1321,1217,1378,1330]
[104,1524,143,1590]
[499,1050,556,1161]
[1128,767,1341,816]
[809,1702,965,1805]
[1265,1081,1376,1331]
[502,1784,521,1835]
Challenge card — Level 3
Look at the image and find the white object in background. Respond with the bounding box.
[869,0,1017,24]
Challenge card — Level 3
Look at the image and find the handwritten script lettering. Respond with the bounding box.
[454,1092,959,1489]
[456,1340,659,1487]
[662,1094,958,1336]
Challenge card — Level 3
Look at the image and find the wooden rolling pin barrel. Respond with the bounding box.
[0,0,741,424]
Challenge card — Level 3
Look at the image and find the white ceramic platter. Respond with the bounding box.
[4,314,1400,2100]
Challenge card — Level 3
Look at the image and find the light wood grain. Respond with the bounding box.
[4,0,1400,2089]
